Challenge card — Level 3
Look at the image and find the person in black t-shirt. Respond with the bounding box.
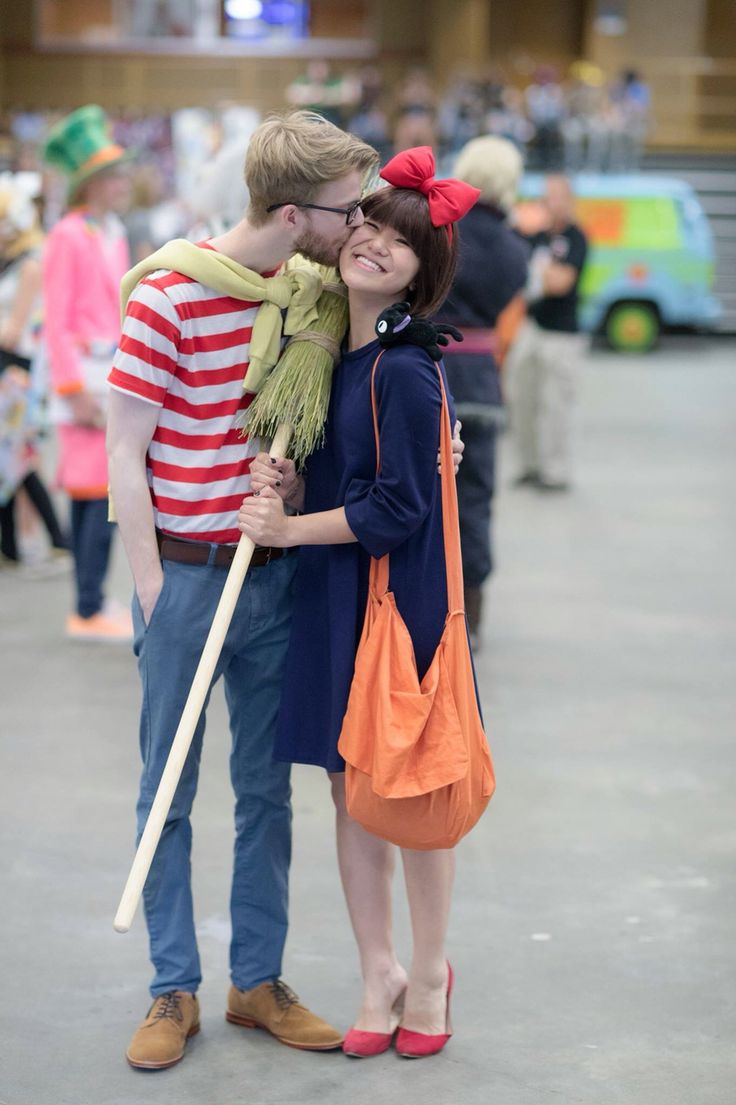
[506,175,588,490]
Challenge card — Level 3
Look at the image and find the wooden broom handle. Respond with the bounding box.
[113,421,294,934]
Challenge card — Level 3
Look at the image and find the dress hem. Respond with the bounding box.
[273,753,345,773]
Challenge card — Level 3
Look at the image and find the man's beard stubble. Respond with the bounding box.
[294,226,346,268]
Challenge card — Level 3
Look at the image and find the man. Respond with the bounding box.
[507,174,588,492]
[107,110,378,1070]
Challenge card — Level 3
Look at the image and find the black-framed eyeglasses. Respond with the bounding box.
[266,199,363,226]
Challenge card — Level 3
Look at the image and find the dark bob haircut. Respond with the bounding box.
[360,186,458,318]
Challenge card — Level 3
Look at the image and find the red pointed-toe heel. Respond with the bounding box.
[395,963,454,1059]
[342,1027,395,1058]
[342,991,406,1058]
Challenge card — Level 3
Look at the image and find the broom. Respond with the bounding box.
[242,264,348,466]
[113,263,349,933]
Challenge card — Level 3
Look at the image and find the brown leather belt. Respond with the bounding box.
[156,530,292,569]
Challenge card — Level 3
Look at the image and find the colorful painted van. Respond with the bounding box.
[519,175,721,351]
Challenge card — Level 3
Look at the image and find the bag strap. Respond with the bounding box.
[368,352,464,614]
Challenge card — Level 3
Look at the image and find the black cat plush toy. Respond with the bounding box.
[375,302,463,362]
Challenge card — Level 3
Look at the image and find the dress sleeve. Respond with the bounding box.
[344,347,442,558]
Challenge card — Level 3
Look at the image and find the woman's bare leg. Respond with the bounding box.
[330,773,408,1031]
[400,847,455,1034]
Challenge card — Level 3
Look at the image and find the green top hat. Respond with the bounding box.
[42,104,132,202]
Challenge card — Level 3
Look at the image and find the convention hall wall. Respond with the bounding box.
[0,0,427,113]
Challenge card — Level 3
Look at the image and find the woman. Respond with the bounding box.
[238,148,481,1059]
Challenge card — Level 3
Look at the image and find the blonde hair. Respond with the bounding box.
[245,110,378,225]
[452,136,523,215]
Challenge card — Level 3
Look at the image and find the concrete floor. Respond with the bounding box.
[1,336,735,1105]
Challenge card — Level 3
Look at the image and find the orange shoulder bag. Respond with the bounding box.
[337,352,495,850]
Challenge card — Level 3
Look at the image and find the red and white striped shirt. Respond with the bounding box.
[108,245,262,543]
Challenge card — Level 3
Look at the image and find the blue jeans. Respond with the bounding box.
[70,498,113,617]
[132,553,296,997]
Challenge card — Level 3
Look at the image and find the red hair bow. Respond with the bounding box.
[379,146,481,228]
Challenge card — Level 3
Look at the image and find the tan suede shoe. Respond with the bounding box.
[126,991,200,1070]
[226,979,343,1051]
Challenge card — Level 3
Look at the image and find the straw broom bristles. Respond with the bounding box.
[240,261,349,469]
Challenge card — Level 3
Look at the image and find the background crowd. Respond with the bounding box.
[287,61,651,174]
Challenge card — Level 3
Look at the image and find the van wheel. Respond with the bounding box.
[605,302,660,353]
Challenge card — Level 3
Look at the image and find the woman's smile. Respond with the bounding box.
[352,253,388,274]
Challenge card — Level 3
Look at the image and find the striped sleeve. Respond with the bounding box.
[108,278,181,406]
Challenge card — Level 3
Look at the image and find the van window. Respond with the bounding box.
[678,194,711,251]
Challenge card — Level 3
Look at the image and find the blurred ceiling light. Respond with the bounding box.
[224,0,264,19]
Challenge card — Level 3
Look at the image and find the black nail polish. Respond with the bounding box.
[276,481,282,487]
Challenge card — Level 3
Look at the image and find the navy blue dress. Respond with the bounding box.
[275,338,454,773]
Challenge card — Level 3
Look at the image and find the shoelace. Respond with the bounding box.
[269,979,299,1010]
[150,991,183,1023]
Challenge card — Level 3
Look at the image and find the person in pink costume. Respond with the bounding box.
[42,105,133,640]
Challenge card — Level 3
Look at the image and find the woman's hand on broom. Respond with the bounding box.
[239,486,296,547]
[250,452,306,511]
